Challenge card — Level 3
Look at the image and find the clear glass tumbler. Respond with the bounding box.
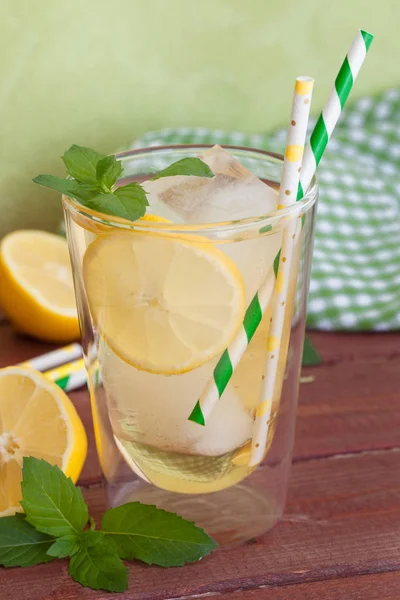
[63,145,317,545]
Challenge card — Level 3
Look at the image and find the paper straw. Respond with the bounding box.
[189,270,276,425]
[45,358,87,392]
[19,343,82,372]
[249,77,314,466]
[297,29,374,199]
[249,29,374,466]
[188,78,313,428]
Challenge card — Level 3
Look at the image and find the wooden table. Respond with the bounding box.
[0,323,399,599]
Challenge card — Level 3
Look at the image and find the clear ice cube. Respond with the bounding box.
[100,342,253,457]
[143,145,278,224]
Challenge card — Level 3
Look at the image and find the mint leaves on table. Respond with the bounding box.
[21,457,88,537]
[33,144,214,221]
[0,458,216,593]
[102,502,217,567]
[0,514,55,567]
[47,535,79,559]
[68,530,128,593]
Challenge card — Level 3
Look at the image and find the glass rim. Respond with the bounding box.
[63,144,318,236]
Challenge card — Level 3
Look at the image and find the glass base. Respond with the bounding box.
[107,470,283,546]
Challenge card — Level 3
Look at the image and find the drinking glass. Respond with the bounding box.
[63,145,317,545]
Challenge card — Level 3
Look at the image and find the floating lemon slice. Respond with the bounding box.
[0,366,87,516]
[83,232,246,374]
[0,230,79,342]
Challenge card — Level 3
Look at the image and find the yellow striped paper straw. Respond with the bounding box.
[45,358,87,392]
[249,76,314,466]
[19,343,82,372]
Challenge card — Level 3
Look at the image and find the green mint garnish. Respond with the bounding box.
[151,157,214,180]
[68,530,128,593]
[95,155,123,192]
[0,514,55,567]
[32,175,99,203]
[33,144,214,222]
[47,535,79,558]
[61,145,106,185]
[102,502,217,567]
[0,457,217,593]
[21,457,88,537]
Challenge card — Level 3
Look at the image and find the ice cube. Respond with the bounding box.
[143,145,278,224]
[99,341,253,457]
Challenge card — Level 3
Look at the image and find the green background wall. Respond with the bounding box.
[1,0,398,236]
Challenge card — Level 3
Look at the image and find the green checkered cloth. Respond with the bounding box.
[129,87,400,331]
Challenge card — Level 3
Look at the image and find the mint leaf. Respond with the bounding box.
[113,183,149,219]
[102,502,217,567]
[34,145,214,223]
[152,157,214,180]
[47,535,79,558]
[96,155,122,191]
[62,145,106,185]
[69,531,128,593]
[33,175,99,203]
[84,191,142,221]
[21,457,88,537]
[302,335,322,366]
[0,515,55,567]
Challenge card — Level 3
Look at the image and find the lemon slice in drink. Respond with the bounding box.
[0,366,87,516]
[0,230,79,342]
[83,232,245,374]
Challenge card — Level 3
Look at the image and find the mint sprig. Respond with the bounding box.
[68,531,128,593]
[102,502,216,567]
[0,458,216,593]
[33,144,214,222]
[47,535,79,558]
[0,514,55,567]
[21,457,88,537]
[151,157,214,180]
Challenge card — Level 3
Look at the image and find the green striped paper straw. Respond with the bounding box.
[297,29,374,200]
[188,76,314,428]
[250,29,374,465]
[189,29,373,428]
[45,358,87,392]
[188,254,279,425]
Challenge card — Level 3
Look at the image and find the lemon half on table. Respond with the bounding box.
[0,230,79,342]
[0,366,87,516]
[83,232,246,375]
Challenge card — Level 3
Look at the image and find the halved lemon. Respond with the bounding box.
[83,232,246,374]
[0,230,79,342]
[0,366,87,516]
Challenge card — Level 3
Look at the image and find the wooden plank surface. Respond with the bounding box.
[1,451,399,599]
[188,572,400,600]
[0,325,399,599]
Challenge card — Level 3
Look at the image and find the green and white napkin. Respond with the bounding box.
[129,87,400,331]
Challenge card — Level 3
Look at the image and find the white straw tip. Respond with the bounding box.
[296,75,314,82]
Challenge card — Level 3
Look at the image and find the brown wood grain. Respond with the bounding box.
[184,572,400,600]
[306,331,400,364]
[295,355,400,459]
[0,324,57,367]
[1,325,400,599]
[1,450,399,600]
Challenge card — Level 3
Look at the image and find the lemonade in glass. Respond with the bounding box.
[64,145,317,544]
